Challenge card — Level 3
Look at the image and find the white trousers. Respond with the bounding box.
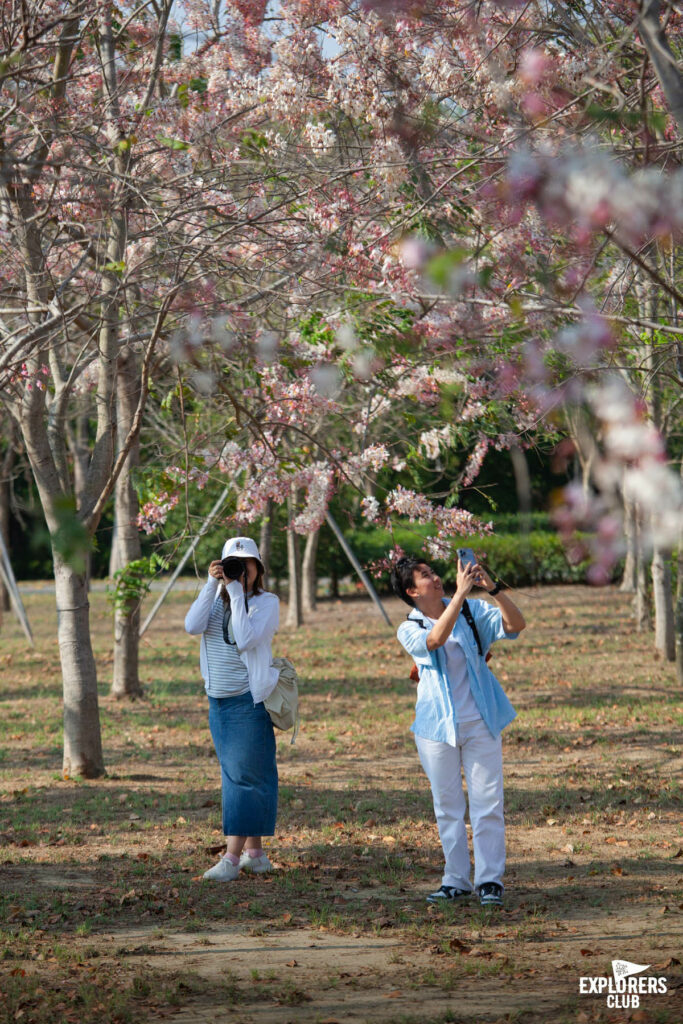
[415,718,505,891]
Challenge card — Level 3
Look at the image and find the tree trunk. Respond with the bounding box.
[619,495,637,593]
[302,528,319,614]
[634,511,651,632]
[563,407,598,498]
[652,542,675,660]
[0,474,11,613]
[285,490,302,627]
[68,413,93,585]
[110,348,144,699]
[639,0,683,136]
[55,549,105,778]
[259,499,274,591]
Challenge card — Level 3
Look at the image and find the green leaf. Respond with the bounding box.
[169,33,182,61]
[52,496,91,575]
[426,249,467,289]
[478,265,494,289]
[158,136,189,151]
[107,554,169,612]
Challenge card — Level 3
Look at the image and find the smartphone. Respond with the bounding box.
[456,547,477,567]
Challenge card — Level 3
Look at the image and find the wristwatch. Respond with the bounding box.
[488,583,502,596]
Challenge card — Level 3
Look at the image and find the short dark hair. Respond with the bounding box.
[390,556,426,607]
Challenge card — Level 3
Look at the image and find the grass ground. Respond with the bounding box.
[0,583,681,1024]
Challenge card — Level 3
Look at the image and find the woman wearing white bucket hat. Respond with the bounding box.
[185,536,280,880]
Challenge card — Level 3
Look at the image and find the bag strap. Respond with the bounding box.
[460,599,484,657]
[408,599,484,658]
[222,603,236,645]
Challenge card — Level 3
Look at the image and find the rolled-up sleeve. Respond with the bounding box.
[227,581,279,652]
[397,620,431,662]
[472,598,518,650]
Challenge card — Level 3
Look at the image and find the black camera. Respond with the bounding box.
[221,556,247,581]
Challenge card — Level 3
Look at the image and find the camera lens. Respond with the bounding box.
[221,557,246,580]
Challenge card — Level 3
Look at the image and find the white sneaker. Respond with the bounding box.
[239,851,273,874]
[203,856,240,881]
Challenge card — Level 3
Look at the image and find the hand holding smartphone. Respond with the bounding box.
[456,547,490,592]
[456,547,477,568]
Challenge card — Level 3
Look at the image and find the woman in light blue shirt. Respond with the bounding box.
[392,554,525,907]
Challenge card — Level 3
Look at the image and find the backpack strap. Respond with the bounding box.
[460,599,484,658]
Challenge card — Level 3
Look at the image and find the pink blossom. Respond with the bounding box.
[136,492,179,535]
[518,49,551,87]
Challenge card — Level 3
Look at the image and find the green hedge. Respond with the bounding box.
[336,526,609,589]
[440,532,596,588]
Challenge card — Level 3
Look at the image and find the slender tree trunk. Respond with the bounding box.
[639,0,683,136]
[564,408,598,498]
[285,489,302,627]
[54,549,105,778]
[652,541,675,660]
[0,474,11,613]
[259,499,274,591]
[638,266,674,652]
[302,527,319,614]
[110,347,143,699]
[620,495,637,593]
[634,511,651,631]
[69,413,93,584]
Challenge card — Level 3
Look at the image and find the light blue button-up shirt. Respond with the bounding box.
[397,598,518,745]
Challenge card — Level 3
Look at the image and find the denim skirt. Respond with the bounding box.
[208,692,278,836]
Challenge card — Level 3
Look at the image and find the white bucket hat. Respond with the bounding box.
[221,536,263,568]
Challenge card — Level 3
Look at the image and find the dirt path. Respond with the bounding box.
[98,901,681,1024]
[102,925,588,1023]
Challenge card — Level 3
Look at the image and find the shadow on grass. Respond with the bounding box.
[1,843,679,943]
[3,761,680,845]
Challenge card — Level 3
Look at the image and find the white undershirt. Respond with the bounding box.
[427,617,482,723]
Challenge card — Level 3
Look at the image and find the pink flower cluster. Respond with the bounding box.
[166,465,210,490]
[10,363,49,391]
[462,439,490,486]
[291,464,335,534]
[260,365,342,427]
[384,486,492,559]
[504,147,683,247]
[136,492,180,535]
[555,376,682,582]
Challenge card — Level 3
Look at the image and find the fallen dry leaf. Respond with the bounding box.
[652,957,680,970]
[448,937,471,953]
